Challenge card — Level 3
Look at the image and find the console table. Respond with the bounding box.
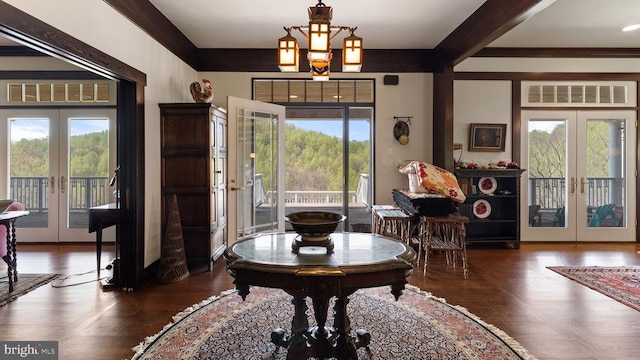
[1,210,30,292]
[224,233,416,360]
[88,203,119,284]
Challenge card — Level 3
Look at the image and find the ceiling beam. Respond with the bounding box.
[196,48,435,73]
[434,0,556,68]
[475,47,640,58]
[0,1,145,84]
[104,0,198,69]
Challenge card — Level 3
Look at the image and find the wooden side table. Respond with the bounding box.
[372,208,411,244]
[417,213,469,278]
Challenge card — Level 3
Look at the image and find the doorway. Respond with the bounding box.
[284,106,373,232]
[0,108,117,242]
[521,110,636,242]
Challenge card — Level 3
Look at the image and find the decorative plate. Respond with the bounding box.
[478,177,497,195]
[472,199,491,219]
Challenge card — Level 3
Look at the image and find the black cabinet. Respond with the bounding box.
[455,169,525,249]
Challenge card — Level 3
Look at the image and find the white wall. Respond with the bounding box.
[201,71,433,205]
[453,80,512,166]
[453,57,640,168]
[4,0,198,267]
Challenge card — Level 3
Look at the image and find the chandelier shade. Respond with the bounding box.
[278,30,300,72]
[277,0,363,80]
[342,31,363,72]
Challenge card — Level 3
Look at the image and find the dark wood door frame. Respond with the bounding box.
[0,2,146,289]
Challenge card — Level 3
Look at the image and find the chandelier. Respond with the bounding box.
[277,0,363,80]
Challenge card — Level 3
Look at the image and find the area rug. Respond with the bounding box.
[548,266,640,312]
[132,285,536,360]
[0,273,60,307]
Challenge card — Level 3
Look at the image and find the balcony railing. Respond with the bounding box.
[529,177,624,210]
[254,173,369,207]
[10,176,111,212]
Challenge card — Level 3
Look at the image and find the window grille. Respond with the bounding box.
[522,81,636,107]
[253,79,374,103]
[6,82,111,104]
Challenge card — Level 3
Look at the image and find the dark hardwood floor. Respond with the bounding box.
[1,241,639,360]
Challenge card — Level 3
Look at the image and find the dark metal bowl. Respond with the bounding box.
[285,211,346,241]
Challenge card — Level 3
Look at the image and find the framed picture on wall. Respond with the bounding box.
[469,123,507,152]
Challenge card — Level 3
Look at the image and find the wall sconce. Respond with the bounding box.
[277,0,363,80]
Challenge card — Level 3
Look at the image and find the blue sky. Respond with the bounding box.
[287,120,370,141]
[10,118,109,141]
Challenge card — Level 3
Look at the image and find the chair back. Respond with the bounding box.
[588,204,616,227]
[528,205,541,226]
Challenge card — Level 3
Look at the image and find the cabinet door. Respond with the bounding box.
[211,108,227,260]
[464,176,517,240]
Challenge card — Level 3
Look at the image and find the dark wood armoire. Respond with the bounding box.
[159,103,227,269]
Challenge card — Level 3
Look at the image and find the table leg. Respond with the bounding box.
[10,219,17,284]
[271,294,310,359]
[96,226,102,278]
[2,221,13,292]
[334,296,369,359]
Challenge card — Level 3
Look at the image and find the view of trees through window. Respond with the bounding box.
[254,120,370,196]
[10,130,109,177]
[528,120,621,178]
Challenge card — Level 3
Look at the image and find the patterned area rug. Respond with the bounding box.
[0,273,60,307]
[132,285,536,360]
[548,266,640,311]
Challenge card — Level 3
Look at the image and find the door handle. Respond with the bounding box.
[570,177,576,194]
[580,177,586,194]
[230,186,244,191]
[50,176,55,193]
[60,176,66,193]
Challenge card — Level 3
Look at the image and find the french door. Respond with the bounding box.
[227,96,286,245]
[0,108,117,242]
[521,110,636,242]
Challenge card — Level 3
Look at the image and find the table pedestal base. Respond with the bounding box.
[291,236,334,254]
[271,293,370,360]
[271,326,370,360]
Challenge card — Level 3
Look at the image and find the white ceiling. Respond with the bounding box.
[147,0,640,50]
[2,0,640,51]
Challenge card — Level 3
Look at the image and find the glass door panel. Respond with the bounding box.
[60,110,117,242]
[284,108,346,231]
[9,116,55,241]
[348,107,372,233]
[526,117,568,229]
[227,96,286,245]
[283,106,373,232]
[576,111,634,241]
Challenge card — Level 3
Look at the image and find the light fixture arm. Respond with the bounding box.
[289,25,355,41]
